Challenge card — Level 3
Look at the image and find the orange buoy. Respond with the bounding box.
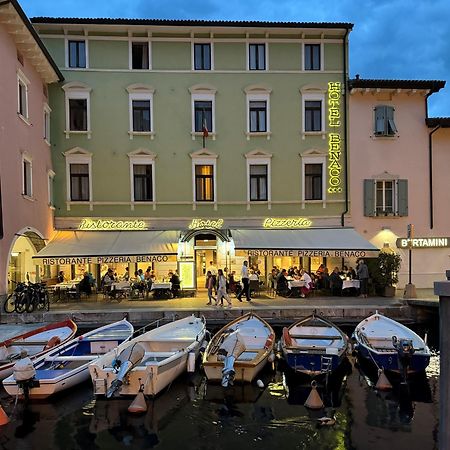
[128,391,147,414]
[304,380,324,410]
[0,404,10,426]
[375,369,392,391]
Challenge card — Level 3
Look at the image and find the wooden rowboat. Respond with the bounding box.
[0,319,77,381]
[202,312,275,387]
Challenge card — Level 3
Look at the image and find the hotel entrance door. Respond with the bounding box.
[194,234,217,289]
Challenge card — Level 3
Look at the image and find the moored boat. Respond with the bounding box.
[2,318,134,399]
[89,315,206,397]
[0,319,77,381]
[280,314,349,377]
[353,312,430,375]
[202,312,275,387]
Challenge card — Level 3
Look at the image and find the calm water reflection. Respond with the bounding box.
[0,327,439,450]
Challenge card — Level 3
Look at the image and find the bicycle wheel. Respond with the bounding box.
[37,291,49,311]
[15,293,27,313]
[4,293,16,313]
[26,292,36,313]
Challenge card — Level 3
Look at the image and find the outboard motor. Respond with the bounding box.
[12,351,37,401]
[392,336,415,380]
[107,343,145,398]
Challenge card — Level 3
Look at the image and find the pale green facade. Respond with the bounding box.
[36,22,350,224]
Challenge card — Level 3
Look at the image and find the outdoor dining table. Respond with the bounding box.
[110,281,131,298]
[151,282,172,299]
[342,279,360,290]
[287,280,306,289]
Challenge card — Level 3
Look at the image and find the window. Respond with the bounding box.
[194,44,211,70]
[374,105,397,136]
[304,163,323,200]
[69,163,89,201]
[364,179,408,217]
[17,70,29,119]
[132,100,151,132]
[48,170,55,207]
[194,101,212,133]
[249,43,266,70]
[195,165,214,201]
[68,40,86,68]
[131,42,149,70]
[133,164,153,201]
[43,104,51,143]
[304,44,321,70]
[63,82,92,136]
[69,99,87,131]
[22,157,32,197]
[305,100,322,132]
[249,165,268,201]
[249,101,267,132]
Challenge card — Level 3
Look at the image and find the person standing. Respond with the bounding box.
[357,259,369,298]
[216,269,232,308]
[205,271,216,305]
[237,260,251,302]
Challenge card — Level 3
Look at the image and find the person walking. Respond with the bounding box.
[216,269,232,308]
[237,260,251,302]
[357,259,369,298]
[205,271,216,305]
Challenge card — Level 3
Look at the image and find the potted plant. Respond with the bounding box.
[374,252,402,297]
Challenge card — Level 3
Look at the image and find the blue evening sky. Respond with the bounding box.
[21,0,450,117]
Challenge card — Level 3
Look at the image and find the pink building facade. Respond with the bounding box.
[0,0,62,302]
[348,78,450,289]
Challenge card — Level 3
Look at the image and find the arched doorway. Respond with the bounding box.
[179,229,230,289]
[7,230,46,292]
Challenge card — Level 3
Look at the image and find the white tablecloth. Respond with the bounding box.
[151,282,172,290]
[52,282,78,290]
[342,280,360,290]
[288,280,306,289]
[111,282,131,291]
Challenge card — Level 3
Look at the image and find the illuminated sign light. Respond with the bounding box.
[37,255,170,265]
[328,82,342,194]
[79,219,147,231]
[396,237,449,249]
[188,218,224,230]
[263,217,312,229]
[248,249,379,258]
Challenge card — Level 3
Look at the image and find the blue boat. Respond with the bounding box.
[280,314,349,377]
[353,312,430,374]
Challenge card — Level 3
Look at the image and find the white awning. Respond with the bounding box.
[33,230,179,265]
[231,228,379,258]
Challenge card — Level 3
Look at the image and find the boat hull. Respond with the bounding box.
[283,352,343,377]
[355,343,430,373]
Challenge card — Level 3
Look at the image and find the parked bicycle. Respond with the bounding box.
[3,281,50,313]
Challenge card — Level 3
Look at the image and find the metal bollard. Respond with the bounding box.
[434,270,450,450]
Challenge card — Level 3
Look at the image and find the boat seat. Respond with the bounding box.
[151,337,194,343]
[291,334,342,340]
[143,351,177,359]
[49,355,95,362]
[34,369,72,379]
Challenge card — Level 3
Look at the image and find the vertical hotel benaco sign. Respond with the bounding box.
[328,82,342,194]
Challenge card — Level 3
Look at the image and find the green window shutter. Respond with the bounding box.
[397,179,408,216]
[386,106,397,135]
[364,179,376,216]
[374,105,387,135]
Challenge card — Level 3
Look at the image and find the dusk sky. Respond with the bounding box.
[21,0,450,117]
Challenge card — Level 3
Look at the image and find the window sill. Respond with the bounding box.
[128,131,155,140]
[371,134,399,140]
[64,130,92,139]
[245,131,271,141]
[18,114,31,126]
[191,132,216,141]
[301,131,326,140]
[22,194,35,202]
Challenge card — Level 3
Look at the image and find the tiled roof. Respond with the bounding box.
[426,117,450,128]
[30,17,353,29]
[348,78,445,92]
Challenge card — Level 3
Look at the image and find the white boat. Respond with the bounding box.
[202,312,275,387]
[89,315,206,397]
[353,312,431,374]
[2,319,134,399]
[0,319,77,381]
